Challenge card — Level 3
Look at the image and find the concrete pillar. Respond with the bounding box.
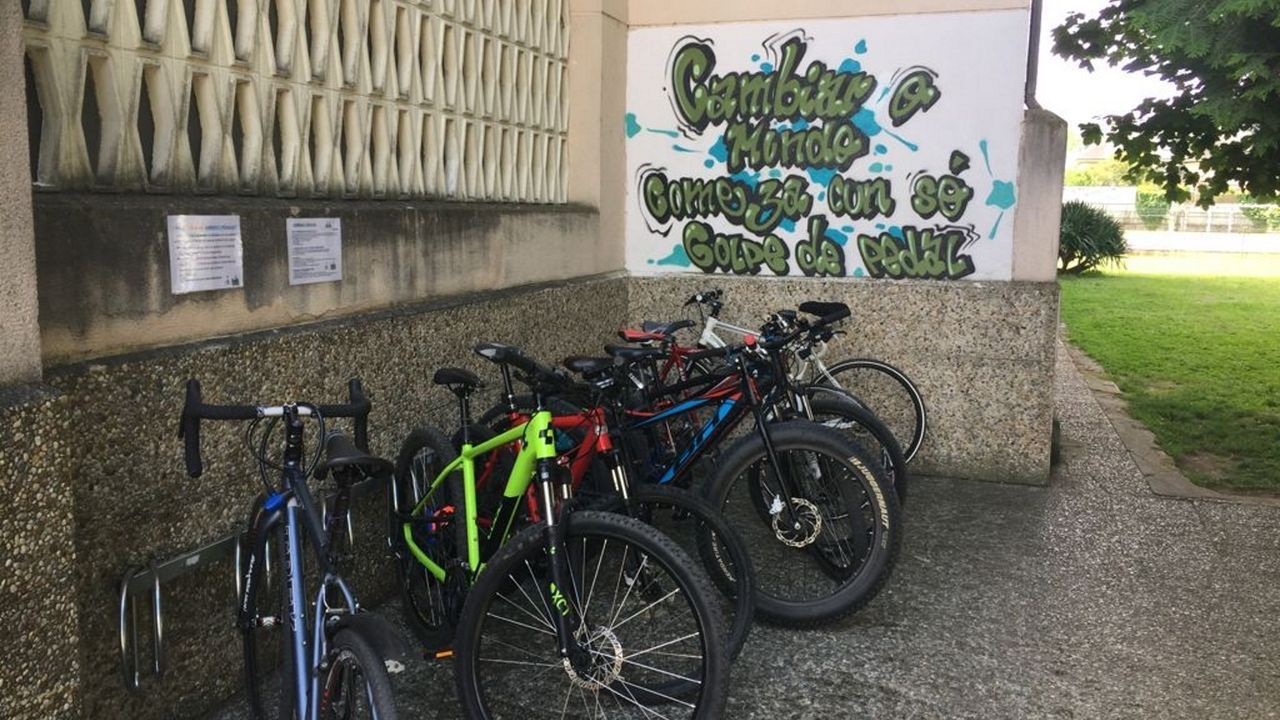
[1011,108,1068,281]
[0,1,42,386]
[565,0,628,272]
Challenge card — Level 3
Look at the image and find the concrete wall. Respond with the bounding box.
[34,196,604,363]
[4,274,627,720]
[0,1,42,385]
[628,275,1059,484]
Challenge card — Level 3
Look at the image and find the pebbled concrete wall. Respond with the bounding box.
[2,274,627,720]
[628,275,1059,485]
[0,386,83,720]
[0,2,41,385]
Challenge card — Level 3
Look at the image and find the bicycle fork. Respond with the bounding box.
[527,411,591,670]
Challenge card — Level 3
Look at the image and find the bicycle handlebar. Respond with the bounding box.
[474,342,575,394]
[682,288,723,307]
[178,378,371,478]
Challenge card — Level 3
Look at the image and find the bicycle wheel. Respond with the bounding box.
[242,518,292,720]
[588,484,755,661]
[819,358,927,463]
[392,425,467,651]
[803,385,909,502]
[453,511,729,720]
[707,421,900,627]
[318,628,398,719]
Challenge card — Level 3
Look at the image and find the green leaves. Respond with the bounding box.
[1052,0,1280,206]
[1058,200,1128,275]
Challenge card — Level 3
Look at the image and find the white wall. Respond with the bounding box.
[624,9,1029,281]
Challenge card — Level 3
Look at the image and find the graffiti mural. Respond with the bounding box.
[625,12,1028,281]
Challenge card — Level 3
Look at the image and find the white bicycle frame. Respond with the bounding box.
[696,313,838,387]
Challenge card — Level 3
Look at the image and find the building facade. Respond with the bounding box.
[0,1,1064,717]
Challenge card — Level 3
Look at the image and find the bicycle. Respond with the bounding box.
[615,304,909,502]
[684,288,928,463]
[179,378,404,720]
[458,350,757,660]
[387,352,729,719]
[568,310,902,626]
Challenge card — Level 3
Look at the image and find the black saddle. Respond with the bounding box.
[640,319,695,335]
[798,301,850,323]
[563,356,614,379]
[433,367,483,391]
[605,345,666,362]
[322,431,393,476]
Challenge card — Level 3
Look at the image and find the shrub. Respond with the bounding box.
[1135,188,1170,230]
[1239,196,1280,232]
[1059,200,1127,274]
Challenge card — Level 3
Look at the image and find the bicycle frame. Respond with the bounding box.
[695,310,842,387]
[399,409,555,582]
[239,411,361,720]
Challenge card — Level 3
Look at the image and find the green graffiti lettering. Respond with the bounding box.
[794,216,846,277]
[911,171,974,221]
[639,170,809,235]
[668,37,878,131]
[887,69,941,127]
[671,42,717,133]
[856,226,976,280]
[682,220,790,275]
[828,176,895,220]
[723,119,867,174]
[642,172,671,223]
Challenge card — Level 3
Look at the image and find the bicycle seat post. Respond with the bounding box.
[454,386,473,447]
[499,364,516,412]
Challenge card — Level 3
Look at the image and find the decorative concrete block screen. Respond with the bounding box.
[20,0,568,201]
[626,11,1027,280]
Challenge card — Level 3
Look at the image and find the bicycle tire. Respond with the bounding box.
[242,518,292,720]
[319,628,398,719]
[392,425,466,651]
[803,385,910,503]
[588,484,755,661]
[453,511,729,720]
[707,421,901,627]
[818,357,927,463]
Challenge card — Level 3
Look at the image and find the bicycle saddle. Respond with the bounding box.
[321,431,393,475]
[641,319,695,335]
[605,345,666,362]
[563,356,615,380]
[433,366,483,391]
[798,301,850,324]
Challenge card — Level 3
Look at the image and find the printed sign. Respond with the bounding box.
[167,215,244,294]
[286,218,343,285]
[625,11,1028,281]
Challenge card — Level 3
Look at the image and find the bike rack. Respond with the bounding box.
[117,475,383,691]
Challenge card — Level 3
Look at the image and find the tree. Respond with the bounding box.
[1064,158,1133,186]
[1053,1,1280,206]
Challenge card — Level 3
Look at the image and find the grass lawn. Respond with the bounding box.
[1059,252,1280,492]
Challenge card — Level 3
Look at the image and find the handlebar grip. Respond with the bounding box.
[180,379,204,478]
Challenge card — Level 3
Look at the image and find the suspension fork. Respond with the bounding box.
[741,356,806,530]
[527,409,586,660]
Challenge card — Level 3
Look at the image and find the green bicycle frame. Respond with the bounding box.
[400,409,556,581]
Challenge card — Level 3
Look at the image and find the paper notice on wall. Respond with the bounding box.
[286,218,343,285]
[167,215,244,294]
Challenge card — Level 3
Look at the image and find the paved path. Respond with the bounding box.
[215,342,1280,719]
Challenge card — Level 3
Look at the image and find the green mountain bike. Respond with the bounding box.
[388,345,729,719]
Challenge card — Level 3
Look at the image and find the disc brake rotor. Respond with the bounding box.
[770,496,823,547]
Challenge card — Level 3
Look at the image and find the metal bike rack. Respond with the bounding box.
[117,475,383,691]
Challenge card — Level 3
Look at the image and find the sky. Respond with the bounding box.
[1035,0,1175,133]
